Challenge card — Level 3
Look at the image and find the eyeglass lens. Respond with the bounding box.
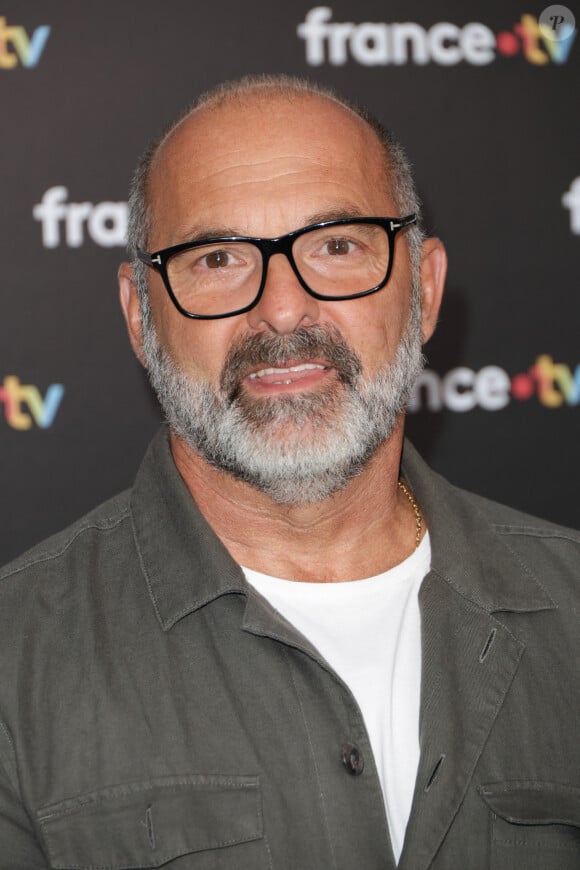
[165,222,391,316]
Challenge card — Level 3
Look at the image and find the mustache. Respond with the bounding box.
[220,325,363,401]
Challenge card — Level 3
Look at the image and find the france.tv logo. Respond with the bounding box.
[0,17,50,69]
[298,8,577,66]
[409,355,580,413]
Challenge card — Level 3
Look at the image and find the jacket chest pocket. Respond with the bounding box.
[37,774,271,869]
[480,781,580,870]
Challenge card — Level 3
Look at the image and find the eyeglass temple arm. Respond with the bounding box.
[389,214,417,233]
[136,248,161,267]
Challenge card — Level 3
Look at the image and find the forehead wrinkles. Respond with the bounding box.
[155,132,375,187]
[150,155,370,244]
[187,153,346,186]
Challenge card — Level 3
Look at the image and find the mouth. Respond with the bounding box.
[220,325,362,402]
[242,360,333,392]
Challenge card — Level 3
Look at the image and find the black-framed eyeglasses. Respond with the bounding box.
[136,214,417,320]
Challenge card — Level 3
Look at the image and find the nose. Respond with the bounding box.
[245,252,320,335]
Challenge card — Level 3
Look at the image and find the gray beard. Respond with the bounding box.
[141,298,424,505]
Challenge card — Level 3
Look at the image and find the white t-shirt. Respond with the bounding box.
[243,532,430,864]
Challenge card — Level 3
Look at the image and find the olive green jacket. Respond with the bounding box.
[0,427,579,869]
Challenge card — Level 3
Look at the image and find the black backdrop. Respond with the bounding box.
[2,1,579,564]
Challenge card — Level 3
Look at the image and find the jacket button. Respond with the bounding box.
[341,742,364,775]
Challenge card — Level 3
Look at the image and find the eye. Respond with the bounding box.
[202,249,234,269]
[324,238,356,256]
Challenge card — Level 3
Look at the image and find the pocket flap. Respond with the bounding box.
[480,781,580,827]
[37,774,263,869]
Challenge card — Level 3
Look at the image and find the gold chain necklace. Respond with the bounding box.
[397,480,422,550]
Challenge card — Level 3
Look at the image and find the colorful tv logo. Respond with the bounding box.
[0,17,50,69]
[0,377,64,429]
[495,12,576,63]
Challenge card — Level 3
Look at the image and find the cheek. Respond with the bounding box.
[152,307,239,384]
[329,294,410,371]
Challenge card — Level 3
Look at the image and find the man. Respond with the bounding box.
[0,75,579,869]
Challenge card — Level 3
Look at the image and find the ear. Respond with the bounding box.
[418,237,447,344]
[118,262,146,366]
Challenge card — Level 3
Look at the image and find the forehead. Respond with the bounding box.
[147,93,394,245]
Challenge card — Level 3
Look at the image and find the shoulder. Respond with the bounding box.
[454,485,580,549]
[454,486,580,546]
[403,437,580,550]
[0,490,140,694]
[402,440,580,610]
[0,490,133,587]
[449,484,580,605]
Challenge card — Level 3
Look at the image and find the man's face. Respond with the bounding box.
[135,93,427,503]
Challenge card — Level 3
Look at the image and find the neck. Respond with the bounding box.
[170,418,423,583]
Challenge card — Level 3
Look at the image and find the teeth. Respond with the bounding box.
[248,363,325,380]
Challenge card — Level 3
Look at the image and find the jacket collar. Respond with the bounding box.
[131,427,554,631]
[400,440,554,614]
[131,426,246,631]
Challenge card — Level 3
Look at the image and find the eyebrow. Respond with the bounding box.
[173,225,242,244]
[173,205,370,245]
[303,205,367,225]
